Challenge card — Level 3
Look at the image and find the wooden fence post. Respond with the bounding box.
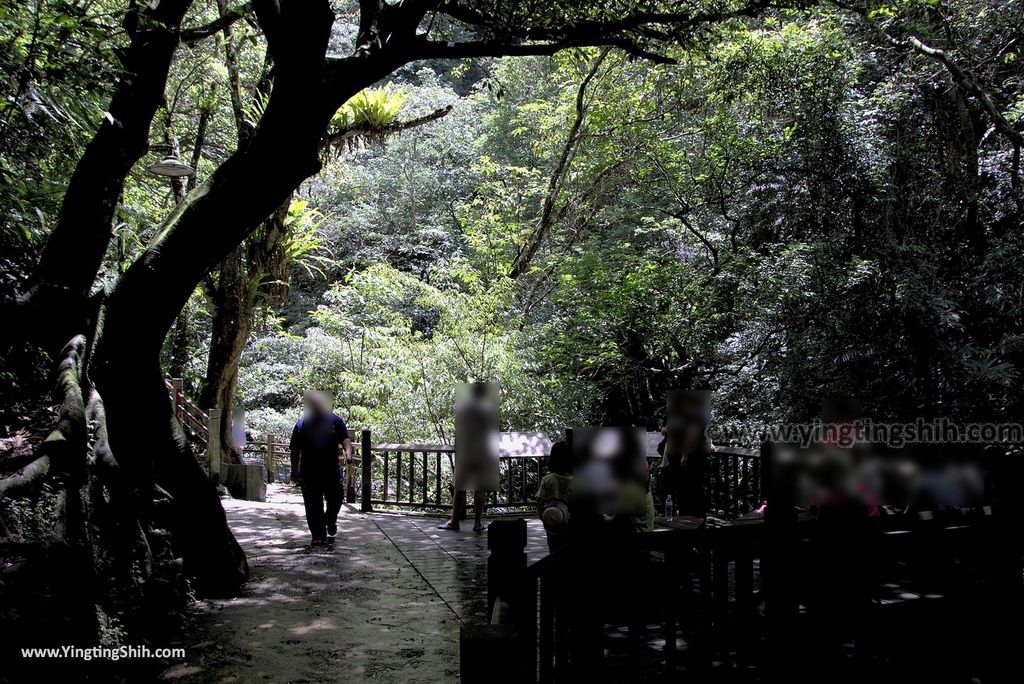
[170,377,183,421]
[762,440,799,678]
[484,518,531,680]
[266,436,274,484]
[346,461,356,503]
[487,518,528,622]
[346,432,357,503]
[207,408,222,481]
[360,429,372,512]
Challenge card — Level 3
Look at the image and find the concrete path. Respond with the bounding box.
[161,486,466,683]
[374,513,548,624]
[160,485,547,683]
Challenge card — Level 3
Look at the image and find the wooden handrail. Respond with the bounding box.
[179,397,209,422]
[249,434,761,516]
[164,379,209,439]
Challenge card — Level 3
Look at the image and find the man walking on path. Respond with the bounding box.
[290,391,352,545]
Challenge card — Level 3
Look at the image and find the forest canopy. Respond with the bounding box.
[2,1,1022,439]
[300,0,1022,439]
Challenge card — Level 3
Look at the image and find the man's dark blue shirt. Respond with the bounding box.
[290,413,349,479]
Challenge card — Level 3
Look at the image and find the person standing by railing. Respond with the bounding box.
[438,382,499,533]
[658,390,714,517]
[537,440,574,551]
[290,391,353,546]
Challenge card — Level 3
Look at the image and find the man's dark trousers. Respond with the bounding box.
[301,468,343,539]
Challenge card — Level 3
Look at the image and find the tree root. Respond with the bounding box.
[0,335,87,498]
[0,455,51,498]
[3,331,246,672]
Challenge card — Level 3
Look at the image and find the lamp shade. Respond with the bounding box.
[147,154,195,177]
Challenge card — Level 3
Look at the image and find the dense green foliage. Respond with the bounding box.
[3,0,1023,443]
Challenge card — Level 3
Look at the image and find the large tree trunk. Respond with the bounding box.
[13,0,193,353]
[200,245,254,463]
[197,6,262,460]
[201,195,292,458]
[1,338,178,668]
[90,0,376,594]
[168,99,215,379]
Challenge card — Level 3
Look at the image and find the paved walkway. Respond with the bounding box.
[375,514,548,623]
[161,485,545,683]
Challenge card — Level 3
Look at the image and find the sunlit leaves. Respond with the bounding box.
[331,82,410,131]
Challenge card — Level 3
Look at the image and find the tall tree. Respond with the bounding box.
[8,0,790,613]
[11,0,251,352]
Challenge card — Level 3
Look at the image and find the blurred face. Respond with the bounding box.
[591,428,622,461]
[667,390,712,438]
[304,391,330,417]
[573,427,646,514]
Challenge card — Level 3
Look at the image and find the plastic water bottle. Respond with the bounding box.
[664,495,674,520]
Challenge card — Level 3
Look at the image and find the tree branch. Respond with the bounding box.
[836,0,1023,181]
[435,0,778,41]
[509,49,609,279]
[413,34,676,64]
[421,0,784,63]
[896,34,1024,149]
[13,0,193,352]
[648,153,720,271]
[325,104,454,149]
[180,2,253,44]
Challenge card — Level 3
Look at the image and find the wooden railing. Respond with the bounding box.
[241,438,291,484]
[643,445,762,520]
[356,440,548,511]
[366,442,450,509]
[235,429,549,511]
[165,378,219,478]
[352,436,759,516]
[229,427,763,518]
[165,378,209,443]
[492,455,547,509]
[705,446,763,519]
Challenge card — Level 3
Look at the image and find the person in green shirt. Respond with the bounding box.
[537,441,573,551]
[616,477,656,533]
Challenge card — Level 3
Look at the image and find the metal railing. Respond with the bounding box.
[162,377,763,518]
[226,428,763,518]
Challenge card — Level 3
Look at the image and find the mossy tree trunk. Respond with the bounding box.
[201,245,253,465]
